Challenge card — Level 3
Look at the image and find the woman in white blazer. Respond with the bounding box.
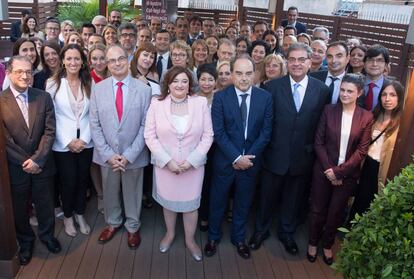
[46,44,93,237]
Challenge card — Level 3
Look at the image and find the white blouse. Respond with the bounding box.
[338,111,353,165]
[367,129,385,162]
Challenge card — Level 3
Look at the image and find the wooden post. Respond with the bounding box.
[0,106,19,278]
[387,68,414,179]
[274,0,284,28]
[99,0,106,17]
[237,0,244,24]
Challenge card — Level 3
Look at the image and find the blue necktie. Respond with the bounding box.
[157,56,163,78]
[292,83,301,112]
[240,94,248,134]
[329,76,339,104]
[17,93,29,127]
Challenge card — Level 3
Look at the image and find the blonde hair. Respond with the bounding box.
[170,40,193,68]
[262,53,286,80]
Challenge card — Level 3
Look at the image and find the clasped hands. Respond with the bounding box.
[233,155,255,170]
[22,159,41,174]
[108,154,129,172]
[324,168,342,186]
[167,160,191,175]
[68,139,86,153]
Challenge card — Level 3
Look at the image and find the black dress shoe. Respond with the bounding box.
[204,240,218,257]
[307,251,317,263]
[234,242,251,259]
[280,237,298,255]
[248,231,270,250]
[19,248,33,266]
[199,223,208,232]
[41,237,62,254]
[322,252,334,265]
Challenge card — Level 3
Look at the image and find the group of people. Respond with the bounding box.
[0,5,404,268]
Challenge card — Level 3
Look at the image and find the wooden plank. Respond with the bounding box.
[56,200,100,279]
[112,230,135,279]
[217,222,241,279]
[185,225,204,279]
[131,206,156,279]
[169,216,187,279]
[251,245,275,279]
[200,228,223,279]
[149,206,168,279]
[264,232,293,279]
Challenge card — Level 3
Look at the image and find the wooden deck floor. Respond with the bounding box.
[16,198,343,279]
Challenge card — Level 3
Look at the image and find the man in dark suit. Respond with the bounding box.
[204,55,273,259]
[281,6,307,35]
[0,56,61,265]
[187,15,204,45]
[155,29,173,78]
[310,41,349,104]
[249,43,329,255]
[10,10,31,42]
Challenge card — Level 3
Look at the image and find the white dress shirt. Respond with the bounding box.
[112,75,130,106]
[157,51,170,76]
[289,74,308,109]
[325,71,346,104]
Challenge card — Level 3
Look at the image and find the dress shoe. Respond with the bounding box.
[190,251,203,262]
[323,251,334,266]
[248,231,270,250]
[18,244,34,266]
[204,240,218,257]
[74,214,91,235]
[233,242,251,259]
[280,237,299,255]
[307,251,317,263]
[127,231,141,250]
[41,237,61,254]
[63,217,77,237]
[159,236,174,253]
[187,243,203,262]
[142,197,154,209]
[98,226,120,244]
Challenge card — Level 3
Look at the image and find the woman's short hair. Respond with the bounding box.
[65,32,84,48]
[263,53,287,77]
[191,39,209,64]
[170,40,193,68]
[197,63,217,80]
[249,40,271,57]
[159,66,195,100]
[341,73,365,92]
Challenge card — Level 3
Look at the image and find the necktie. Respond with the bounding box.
[240,94,248,135]
[292,83,301,112]
[115,81,123,122]
[17,93,29,127]
[365,82,375,111]
[328,76,339,104]
[157,56,163,78]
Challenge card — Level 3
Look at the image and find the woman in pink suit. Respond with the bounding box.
[144,66,214,261]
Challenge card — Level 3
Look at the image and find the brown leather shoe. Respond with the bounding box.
[98,226,120,244]
[127,231,141,250]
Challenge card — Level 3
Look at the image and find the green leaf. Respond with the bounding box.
[338,227,350,233]
[381,264,392,277]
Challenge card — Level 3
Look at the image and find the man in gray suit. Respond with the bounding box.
[89,44,151,250]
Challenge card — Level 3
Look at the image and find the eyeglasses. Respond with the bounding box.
[120,33,136,38]
[171,53,187,59]
[12,69,32,76]
[366,57,386,64]
[106,56,128,65]
[46,27,59,31]
[287,57,309,64]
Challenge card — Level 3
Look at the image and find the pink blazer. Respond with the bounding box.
[144,95,214,168]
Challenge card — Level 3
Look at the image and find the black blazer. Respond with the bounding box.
[309,70,328,83]
[10,21,22,42]
[281,20,307,34]
[33,69,52,90]
[262,75,329,176]
[0,87,56,184]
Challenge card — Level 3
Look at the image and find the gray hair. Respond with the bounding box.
[118,22,137,37]
[218,38,236,50]
[230,53,256,72]
[313,26,330,39]
[6,55,32,71]
[92,15,107,24]
[105,44,128,58]
[286,43,313,59]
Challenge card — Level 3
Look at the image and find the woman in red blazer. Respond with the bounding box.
[307,74,374,265]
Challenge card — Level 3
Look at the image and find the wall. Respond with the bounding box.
[283,0,340,16]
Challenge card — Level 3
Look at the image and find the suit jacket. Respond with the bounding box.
[378,126,399,187]
[10,20,21,42]
[314,104,373,180]
[262,75,329,176]
[46,78,93,152]
[89,75,152,169]
[309,70,328,83]
[0,87,56,184]
[211,85,273,174]
[144,95,213,168]
[281,20,307,34]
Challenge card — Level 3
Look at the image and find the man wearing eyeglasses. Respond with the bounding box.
[249,43,329,255]
[0,56,61,265]
[45,18,62,46]
[359,44,390,111]
[89,45,152,250]
[118,23,138,62]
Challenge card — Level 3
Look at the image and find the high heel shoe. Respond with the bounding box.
[186,243,203,262]
[74,214,91,235]
[307,251,317,263]
[159,236,174,253]
[64,217,77,237]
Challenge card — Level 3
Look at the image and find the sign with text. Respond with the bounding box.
[143,0,168,22]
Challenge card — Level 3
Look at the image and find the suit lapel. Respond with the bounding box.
[182,96,194,135]
[120,79,135,127]
[4,88,29,134]
[27,88,38,136]
[333,104,343,151]
[227,86,244,135]
[246,88,259,139]
[346,106,362,158]
[107,78,120,127]
[299,79,317,113]
[281,77,297,113]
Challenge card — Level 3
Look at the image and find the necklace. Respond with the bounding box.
[171,97,188,105]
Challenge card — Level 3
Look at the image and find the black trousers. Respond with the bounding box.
[349,156,380,220]
[11,174,55,250]
[199,144,216,222]
[54,148,93,218]
[254,169,307,240]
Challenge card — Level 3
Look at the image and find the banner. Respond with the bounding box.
[143,0,168,22]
